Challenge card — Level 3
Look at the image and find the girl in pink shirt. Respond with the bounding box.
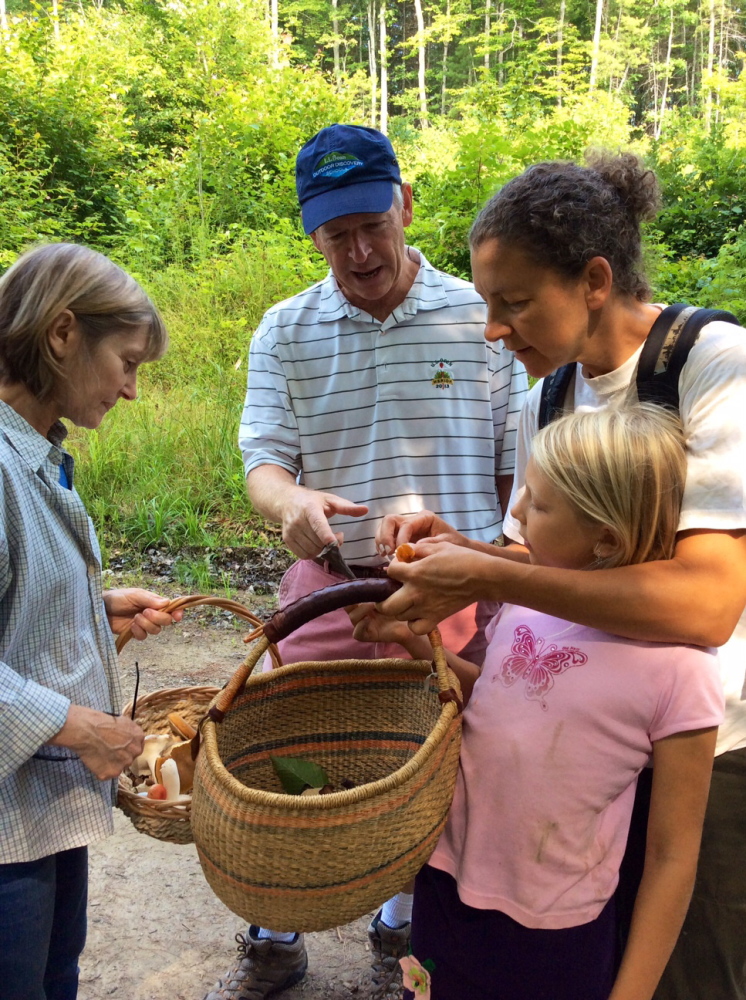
[351,404,723,1000]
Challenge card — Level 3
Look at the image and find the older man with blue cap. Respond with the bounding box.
[203,123,527,1000]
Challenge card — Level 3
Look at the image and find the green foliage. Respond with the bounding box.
[651,226,746,321]
[2,0,746,565]
[405,91,642,275]
[0,138,63,266]
[650,112,746,259]
[68,381,257,553]
[0,0,348,269]
[115,70,351,268]
[173,553,220,592]
[133,227,326,388]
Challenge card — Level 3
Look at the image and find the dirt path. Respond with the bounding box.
[80,587,387,1000]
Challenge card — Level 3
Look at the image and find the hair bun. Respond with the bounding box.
[585,150,661,223]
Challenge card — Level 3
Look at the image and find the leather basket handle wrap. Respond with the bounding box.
[263,577,402,645]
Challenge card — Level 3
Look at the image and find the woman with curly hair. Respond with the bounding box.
[378,153,746,1000]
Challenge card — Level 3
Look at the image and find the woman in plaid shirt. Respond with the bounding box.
[0,243,181,1000]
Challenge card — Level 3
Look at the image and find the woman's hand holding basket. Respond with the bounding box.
[104,587,184,640]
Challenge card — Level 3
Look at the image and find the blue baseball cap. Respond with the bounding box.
[296,124,402,234]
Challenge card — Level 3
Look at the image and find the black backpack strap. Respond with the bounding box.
[637,303,740,410]
[538,364,576,429]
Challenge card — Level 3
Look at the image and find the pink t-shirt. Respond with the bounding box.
[429,604,724,930]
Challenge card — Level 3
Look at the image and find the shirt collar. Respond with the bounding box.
[0,399,69,473]
[317,248,450,324]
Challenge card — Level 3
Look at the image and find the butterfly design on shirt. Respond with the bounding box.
[494,624,588,710]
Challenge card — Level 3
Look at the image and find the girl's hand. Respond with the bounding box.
[103,588,183,640]
[381,538,485,634]
[347,603,429,657]
[375,510,464,557]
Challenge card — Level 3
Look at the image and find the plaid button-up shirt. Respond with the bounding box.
[0,401,122,863]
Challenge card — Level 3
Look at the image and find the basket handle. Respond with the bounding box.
[114,594,283,669]
[263,577,401,644]
[208,578,463,723]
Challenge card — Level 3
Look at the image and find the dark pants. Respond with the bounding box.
[403,864,617,1000]
[0,846,88,1000]
[617,749,746,1000]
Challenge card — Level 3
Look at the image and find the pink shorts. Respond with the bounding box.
[265,558,498,671]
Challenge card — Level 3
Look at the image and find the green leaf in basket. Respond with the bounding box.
[270,756,330,795]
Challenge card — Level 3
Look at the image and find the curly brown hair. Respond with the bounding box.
[469,152,661,300]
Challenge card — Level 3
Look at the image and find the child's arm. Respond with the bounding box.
[347,603,482,702]
[608,726,717,1000]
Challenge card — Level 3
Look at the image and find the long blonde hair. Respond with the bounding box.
[0,243,167,401]
[531,404,687,568]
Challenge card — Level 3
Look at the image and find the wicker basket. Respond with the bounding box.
[190,578,463,932]
[117,685,219,844]
[115,595,282,845]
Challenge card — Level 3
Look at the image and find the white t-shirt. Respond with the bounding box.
[240,251,528,564]
[503,320,746,754]
[429,604,724,929]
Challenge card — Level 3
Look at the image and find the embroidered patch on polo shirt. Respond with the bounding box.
[430,358,454,389]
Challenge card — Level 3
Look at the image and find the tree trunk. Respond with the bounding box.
[690,15,699,103]
[589,0,604,91]
[497,5,506,84]
[556,0,565,106]
[332,0,341,89]
[655,5,674,139]
[484,0,491,70]
[717,0,728,123]
[414,0,428,125]
[441,0,450,114]
[0,0,7,35]
[609,3,622,93]
[380,0,388,134]
[368,0,378,128]
[51,0,60,40]
[269,0,279,66]
[705,0,715,127]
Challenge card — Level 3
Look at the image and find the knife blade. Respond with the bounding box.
[318,541,357,580]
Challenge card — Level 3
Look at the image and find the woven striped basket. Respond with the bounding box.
[190,578,463,932]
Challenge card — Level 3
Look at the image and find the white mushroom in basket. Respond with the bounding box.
[159,758,180,801]
[156,757,192,803]
[154,741,196,795]
[131,734,173,779]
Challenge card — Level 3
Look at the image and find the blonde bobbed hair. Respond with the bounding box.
[531,404,687,568]
[0,243,167,402]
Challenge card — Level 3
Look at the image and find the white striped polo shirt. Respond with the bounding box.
[239,250,528,565]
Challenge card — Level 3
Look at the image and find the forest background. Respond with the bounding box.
[2,0,746,584]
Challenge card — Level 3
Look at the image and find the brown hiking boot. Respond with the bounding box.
[203,928,307,1000]
[368,909,411,997]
